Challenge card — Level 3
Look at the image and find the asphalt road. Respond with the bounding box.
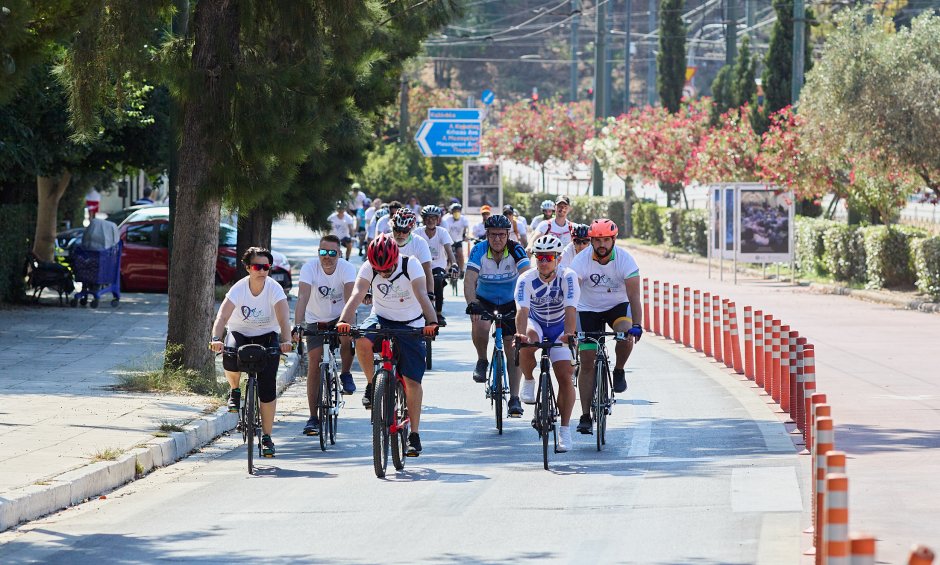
[0,219,809,564]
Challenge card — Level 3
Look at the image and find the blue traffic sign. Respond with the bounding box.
[427,108,482,121]
[414,119,481,157]
[481,89,495,105]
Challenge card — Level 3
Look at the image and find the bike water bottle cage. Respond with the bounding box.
[237,344,270,373]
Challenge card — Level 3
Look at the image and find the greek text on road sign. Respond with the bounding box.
[428,108,482,121]
[414,120,482,157]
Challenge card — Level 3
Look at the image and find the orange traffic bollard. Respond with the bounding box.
[743,306,755,379]
[826,473,849,565]
[663,282,672,340]
[779,324,791,414]
[772,319,783,403]
[693,289,703,352]
[642,278,651,332]
[653,281,661,336]
[849,533,876,565]
[712,297,723,363]
[802,347,818,445]
[682,287,691,348]
[763,314,774,396]
[728,302,744,374]
[672,285,681,344]
[813,413,834,563]
[703,293,713,357]
[909,545,936,565]
[754,310,765,388]
[721,300,733,369]
[788,330,799,422]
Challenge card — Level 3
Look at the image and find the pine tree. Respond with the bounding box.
[657,0,687,114]
[709,65,733,126]
[731,35,757,108]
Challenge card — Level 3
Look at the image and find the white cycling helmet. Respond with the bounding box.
[540,199,555,211]
[532,234,564,253]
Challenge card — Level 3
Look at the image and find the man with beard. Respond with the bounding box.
[568,219,644,436]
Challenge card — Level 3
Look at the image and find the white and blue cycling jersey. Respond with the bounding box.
[514,267,580,339]
[467,240,530,304]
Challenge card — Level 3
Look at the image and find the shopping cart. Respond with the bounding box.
[69,241,122,308]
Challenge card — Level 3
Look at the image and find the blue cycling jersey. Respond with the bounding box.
[467,240,530,304]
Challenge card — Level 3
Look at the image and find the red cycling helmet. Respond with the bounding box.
[367,233,399,271]
[588,218,619,238]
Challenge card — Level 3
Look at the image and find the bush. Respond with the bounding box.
[912,236,940,300]
[507,192,558,220]
[860,225,920,288]
[795,217,833,276]
[678,209,708,256]
[0,204,35,303]
[658,208,681,247]
[507,193,624,229]
[822,223,866,282]
[632,202,663,243]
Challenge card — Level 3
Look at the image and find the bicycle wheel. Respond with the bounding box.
[596,358,608,451]
[371,372,391,478]
[297,339,307,373]
[391,378,409,471]
[492,350,505,434]
[540,371,551,470]
[246,377,257,474]
[318,364,331,452]
[330,365,340,444]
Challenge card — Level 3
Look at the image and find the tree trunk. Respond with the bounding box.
[165,0,239,375]
[33,173,72,261]
[662,181,683,207]
[235,206,273,280]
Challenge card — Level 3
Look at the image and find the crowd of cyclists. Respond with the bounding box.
[210,189,644,460]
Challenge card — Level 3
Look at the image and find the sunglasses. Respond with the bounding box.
[574,238,590,245]
[248,263,271,271]
[318,249,339,257]
[535,254,558,263]
[393,228,411,234]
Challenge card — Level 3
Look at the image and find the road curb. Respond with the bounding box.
[0,352,303,532]
[622,241,940,315]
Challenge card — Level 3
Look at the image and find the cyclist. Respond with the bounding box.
[441,203,469,277]
[336,234,439,456]
[415,205,457,324]
[369,204,389,243]
[327,201,356,260]
[364,198,383,248]
[569,219,644,435]
[356,199,369,256]
[210,247,293,457]
[529,199,555,233]
[294,235,357,436]
[465,214,530,417]
[514,234,580,453]
[375,200,402,235]
[390,209,434,298]
[470,204,492,241]
[532,195,573,247]
[559,223,591,269]
[503,205,528,247]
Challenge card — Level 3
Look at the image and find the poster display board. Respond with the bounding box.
[735,185,794,263]
[462,161,501,213]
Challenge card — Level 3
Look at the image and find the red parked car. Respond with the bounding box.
[118,207,238,292]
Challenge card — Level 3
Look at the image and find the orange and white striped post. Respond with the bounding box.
[763,314,774,396]
[804,391,826,457]
[849,534,876,565]
[779,324,791,414]
[663,282,672,340]
[703,293,713,357]
[653,281,661,335]
[909,545,936,565]
[728,302,744,374]
[642,278,651,332]
[788,330,800,422]
[826,473,850,565]
[682,287,691,347]
[743,306,755,379]
[813,413,834,563]
[802,347,818,445]
[693,289,703,352]
[754,310,765,388]
[712,297,723,363]
[672,284,681,344]
[771,319,782,403]
[721,300,733,368]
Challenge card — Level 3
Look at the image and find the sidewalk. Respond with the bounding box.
[622,241,940,563]
[0,293,299,530]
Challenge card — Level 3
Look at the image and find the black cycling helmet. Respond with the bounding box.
[484,214,512,230]
[571,223,589,239]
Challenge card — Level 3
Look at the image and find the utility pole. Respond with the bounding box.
[624,0,632,112]
[593,0,607,196]
[791,0,806,104]
[570,0,581,102]
[647,0,657,106]
[726,0,738,66]
[399,77,409,142]
[745,0,756,29]
[604,3,613,116]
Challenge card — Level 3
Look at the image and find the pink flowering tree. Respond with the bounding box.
[686,105,762,184]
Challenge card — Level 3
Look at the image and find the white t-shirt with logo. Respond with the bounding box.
[534,218,573,247]
[514,267,580,329]
[225,277,288,337]
[358,256,426,327]
[327,212,355,239]
[397,234,432,264]
[569,246,640,312]
[414,227,454,270]
[299,258,357,322]
[441,214,469,243]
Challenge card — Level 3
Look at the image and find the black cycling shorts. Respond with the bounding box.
[304,319,339,350]
[340,236,352,246]
[578,303,633,333]
[222,331,279,403]
[475,297,517,335]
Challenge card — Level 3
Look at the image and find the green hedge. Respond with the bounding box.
[678,209,708,256]
[795,217,832,275]
[506,192,625,229]
[912,236,940,300]
[859,226,924,289]
[822,223,866,283]
[0,204,35,303]
[632,202,664,243]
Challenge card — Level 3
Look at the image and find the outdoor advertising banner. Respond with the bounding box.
[463,161,501,213]
[735,185,795,264]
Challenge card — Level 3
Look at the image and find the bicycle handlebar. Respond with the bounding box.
[221,345,282,355]
[348,326,438,339]
[575,331,628,343]
[513,337,575,366]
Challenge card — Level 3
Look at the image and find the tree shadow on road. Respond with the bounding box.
[827,422,940,454]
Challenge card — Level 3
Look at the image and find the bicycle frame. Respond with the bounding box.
[378,336,410,435]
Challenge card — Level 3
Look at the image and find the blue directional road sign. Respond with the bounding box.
[414,119,481,157]
[428,108,483,121]
[481,89,495,105]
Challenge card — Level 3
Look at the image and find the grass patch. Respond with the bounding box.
[113,344,227,396]
[201,396,225,415]
[135,459,145,477]
[153,431,168,437]
[158,420,185,433]
[90,447,124,462]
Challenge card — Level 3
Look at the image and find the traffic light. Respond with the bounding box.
[586,87,594,100]
[529,86,539,110]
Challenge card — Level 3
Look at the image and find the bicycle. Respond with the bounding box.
[575,331,628,451]
[350,326,437,478]
[515,337,575,470]
[298,323,344,451]
[224,344,281,475]
[449,264,460,297]
[473,305,514,434]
